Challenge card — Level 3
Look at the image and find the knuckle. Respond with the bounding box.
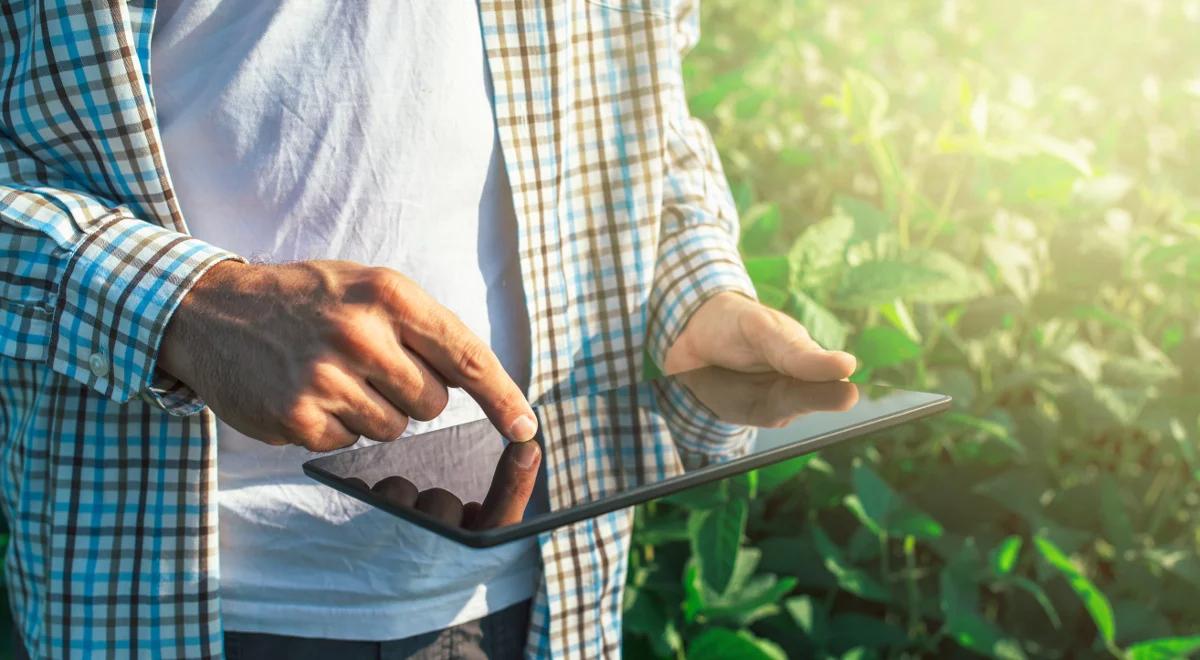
[366,268,413,308]
[305,360,343,393]
[492,388,527,417]
[278,399,320,437]
[757,305,786,330]
[453,342,493,383]
[387,414,410,439]
[371,410,409,441]
[329,316,378,356]
[408,385,449,422]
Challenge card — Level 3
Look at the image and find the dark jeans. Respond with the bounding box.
[15,600,531,659]
[224,600,532,660]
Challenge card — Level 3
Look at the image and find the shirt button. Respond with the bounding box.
[88,352,110,378]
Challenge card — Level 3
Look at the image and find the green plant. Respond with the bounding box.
[625,1,1200,658]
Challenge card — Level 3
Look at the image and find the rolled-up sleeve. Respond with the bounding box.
[646,0,756,368]
[1,186,239,413]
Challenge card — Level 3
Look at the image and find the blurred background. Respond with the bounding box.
[2,1,1198,658]
[624,0,1200,658]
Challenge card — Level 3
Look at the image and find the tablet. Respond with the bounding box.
[303,367,950,547]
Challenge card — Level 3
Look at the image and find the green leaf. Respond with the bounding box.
[905,250,992,304]
[974,468,1050,520]
[721,546,764,597]
[700,573,799,626]
[1030,134,1093,176]
[835,250,987,308]
[982,235,1040,303]
[852,462,897,527]
[689,499,748,594]
[623,589,682,656]
[942,411,1026,455]
[634,514,690,545]
[943,609,1027,660]
[851,462,942,539]
[811,526,892,603]
[879,299,921,342]
[683,560,707,622]
[1009,577,1062,629]
[835,259,942,309]
[990,535,1023,577]
[754,282,790,310]
[1060,341,1104,382]
[739,203,782,255]
[839,69,891,136]
[789,213,855,291]
[1102,355,1180,388]
[1126,635,1200,660]
[755,454,814,494]
[889,509,944,540]
[685,548,793,627]
[745,255,790,289]
[665,482,728,509]
[853,326,922,371]
[940,564,1027,659]
[836,195,892,244]
[1033,536,1116,644]
[788,290,848,351]
[785,595,817,635]
[688,628,788,660]
[842,495,884,536]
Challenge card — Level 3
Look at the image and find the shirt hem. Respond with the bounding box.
[220,564,540,641]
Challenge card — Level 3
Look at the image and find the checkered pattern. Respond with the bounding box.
[1,1,753,657]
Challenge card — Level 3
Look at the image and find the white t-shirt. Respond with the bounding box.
[152,0,538,641]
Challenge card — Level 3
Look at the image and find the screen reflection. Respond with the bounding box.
[304,367,946,542]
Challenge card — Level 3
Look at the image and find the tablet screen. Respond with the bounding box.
[303,367,950,546]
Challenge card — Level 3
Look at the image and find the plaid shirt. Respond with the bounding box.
[0,0,753,657]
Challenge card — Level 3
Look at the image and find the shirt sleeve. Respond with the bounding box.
[1,181,240,413]
[652,376,756,465]
[646,0,757,369]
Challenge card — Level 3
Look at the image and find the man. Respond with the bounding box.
[0,0,855,657]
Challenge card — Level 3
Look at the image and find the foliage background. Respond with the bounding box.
[624,0,1200,658]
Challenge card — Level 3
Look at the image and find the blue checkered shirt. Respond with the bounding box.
[0,0,753,657]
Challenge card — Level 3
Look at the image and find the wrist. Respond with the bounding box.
[159,259,252,384]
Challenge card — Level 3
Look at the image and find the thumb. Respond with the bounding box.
[747,309,857,381]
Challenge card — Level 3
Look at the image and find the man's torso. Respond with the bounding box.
[152,0,538,640]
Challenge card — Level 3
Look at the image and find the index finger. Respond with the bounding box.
[401,305,538,442]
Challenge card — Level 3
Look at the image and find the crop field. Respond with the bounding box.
[623,1,1200,658]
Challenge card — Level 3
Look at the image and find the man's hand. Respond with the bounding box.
[663,292,857,381]
[159,260,537,451]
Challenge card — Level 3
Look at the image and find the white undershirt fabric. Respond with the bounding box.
[151,0,538,641]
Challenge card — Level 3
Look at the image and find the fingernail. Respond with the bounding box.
[507,414,538,442]
[510,439,539,469]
